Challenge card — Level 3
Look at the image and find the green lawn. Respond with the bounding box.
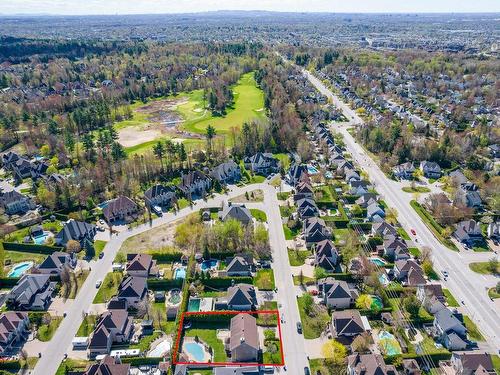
[63,270,89,299]
[177,198,190,209]
[297,295,330,339]
[277,192,291,201]
[283,224,300,240]
[94,240,107,258]
[332,228,351,245]
[463,316,485,341]
[77,315,97,336]
[410,200,458,251]
[274,153,291,171]
[130,331,162,352]
[469,262,499,275]
[93,272,123,303]
[55,359,89,375]
[288,249,310,266]
[488,288,500,299]
[293,275,316,286]
[180,72,266,135]
[491,355,500,375]
[397,227,411,240]
[184,327,227,362]
[443,289,459,307]
[37,316,63,342]
[408,247,421,257]
[250,208,267,222]
[253,269,275,291]
[4,250,46,266]
[402,186,431,193]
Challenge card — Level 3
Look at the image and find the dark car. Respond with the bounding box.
[296,322,303,334]
[99,252,104,259]
[304,367,311,375]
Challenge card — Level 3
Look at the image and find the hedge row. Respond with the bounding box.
[322,272,354,282]
[348,222,372,231]
[200,276,253,289]
[0,360,21,370]
[0,277,20,288]
[121,357,163,365]
[330,219,349,229]
[385,352,451,366]
[147,278,183,291]
[2,242,63,254]
[150,252,183,262]
[185,312,234,323]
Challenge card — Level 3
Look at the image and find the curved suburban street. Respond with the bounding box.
[302,69,500,352]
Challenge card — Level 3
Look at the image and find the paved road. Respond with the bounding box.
[33,183,306,374]
[303,69,500,351]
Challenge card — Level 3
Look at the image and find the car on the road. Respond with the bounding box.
[410,229,416,236]
[98,219,105,225]
[296,322,302,334]
[95,280,102,288]
[442,270,449,278]
[304,367,311,375]
[99,252,104,259]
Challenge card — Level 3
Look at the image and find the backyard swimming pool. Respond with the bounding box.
[200,259,218,271]
[369,256,387,266]
[32,232,50,245]
[307,165,319,175]
[174,267,186,279]
[8,261,33,277]
[187,298,201,312]
[378,331,402,356]
[184,342,205,362]
[378,273,389,286]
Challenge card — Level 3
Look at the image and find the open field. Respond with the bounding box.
[114,72,266,155]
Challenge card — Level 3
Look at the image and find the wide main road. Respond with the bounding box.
[34,183,306,375]
[303,69,500,351]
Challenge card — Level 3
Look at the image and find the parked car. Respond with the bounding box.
[99,252,104,259]
[96,280,102,288]
[304,367,311,375]
[296,322,303,334]
[411,229,416,235]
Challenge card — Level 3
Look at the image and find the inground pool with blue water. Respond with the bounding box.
[184,342,205,362]
[32,232,50,245]
[8,261,34,277]
[200,259,218,271]
[174,267,186,279]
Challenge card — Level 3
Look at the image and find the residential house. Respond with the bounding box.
[372,222,398,238]
[243,153,279,176]
[487,222,500,239]
[210,160,241,185]
[383,236,409,261]
[417,284,445,306]
[126,254,158,278]
[35,251,76,276]
[394,260,426,286]
[455,183,482,209]
[454,220,483,246]
[219,284,257,311]
[366,202,385,222]
[116,276,147,307]
[102,196,139,223]
[402,359,421,375]
[331,309,371,339]
[294,180,314,201]
[0,190,34,215]
[7,274,56,311]
[441,352,496,375]
[88,309,133,357]
[144,185,177,210]
[314,239,339,271]
[318,277,355,309]
[345,168,361,183]
[393,162,415,180]
[488,144,500,159]
[425,193,451,212]
[356,193,378,209]
[54,219,96,247]
[1,151,21,169]
[420,161,442,179]
[347,354,398,375]
[295,197,319,219]
[83,355,131,375]
[0,312,29,356]
[178,171,212,198]
[433,308,467,350]
[287,164,308,186]
[349,180,371,196]
[229,314,259,362]
[225,255,252,277]
[219,203,253,226]
[303,217,331,248]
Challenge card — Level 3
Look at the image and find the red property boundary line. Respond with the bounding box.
[173,310,285,367]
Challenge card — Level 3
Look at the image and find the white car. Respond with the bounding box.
[96,280,102,288]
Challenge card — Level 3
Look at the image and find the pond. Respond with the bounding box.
[8,261,34,278]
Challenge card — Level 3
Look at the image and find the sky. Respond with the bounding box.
[1,0,500,15]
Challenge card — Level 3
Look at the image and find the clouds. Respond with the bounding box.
[1,0,499,15]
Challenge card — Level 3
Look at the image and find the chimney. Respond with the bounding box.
[240,336,245,343]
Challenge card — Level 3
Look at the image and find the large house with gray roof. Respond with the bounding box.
[88,309,133,358]
[35,251,76,276]
[348,353,398,375]
[229,313,259,362]
[7,274,56,310]
[210,160,241,184]
[219,203,253,226]
[216,284,257,311]
[144,184,177,210]
[0,190,34,215]
[54,219,96,247]
[116,276,147,308]
[318,277,355,309]
[0,312,29,356]
[102,196,139,223]
[243,153,279,176]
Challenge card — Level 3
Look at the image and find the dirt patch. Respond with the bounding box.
[230,189,264,203]
[118,127,163,147]
[120,218,183,254]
